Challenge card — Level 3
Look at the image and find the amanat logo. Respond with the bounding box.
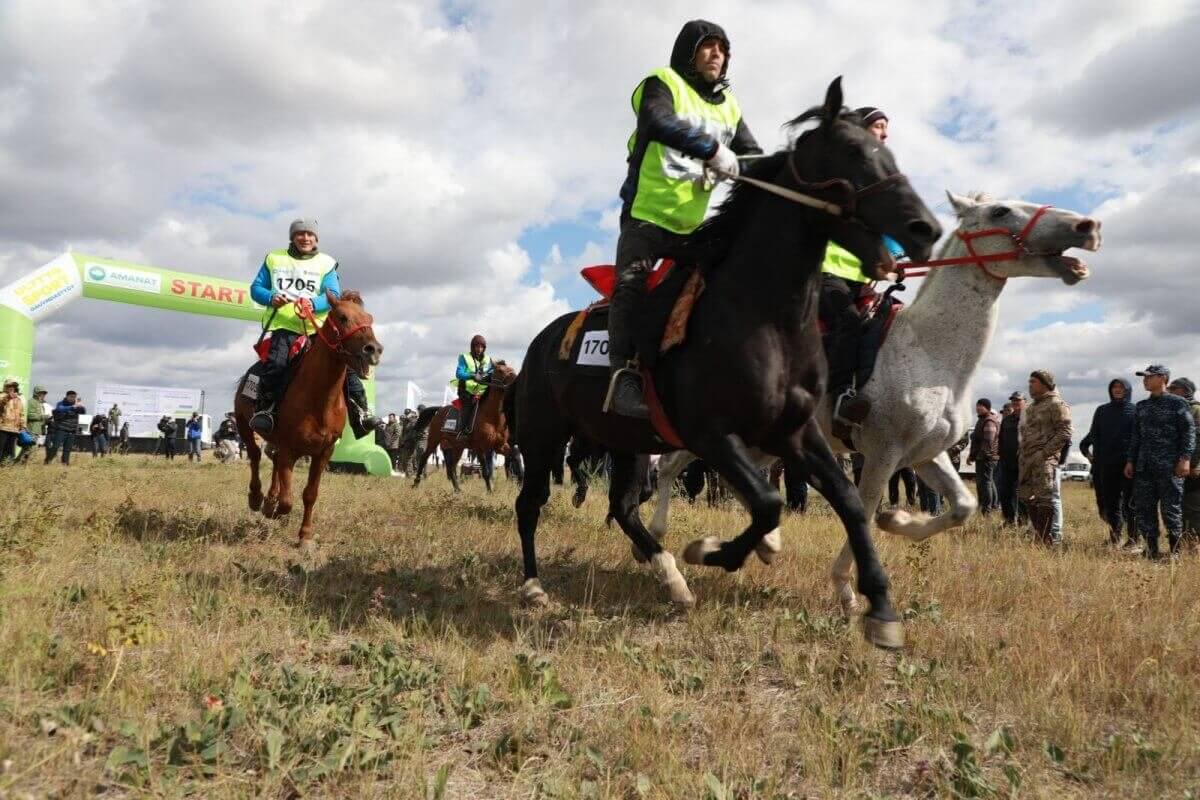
[169,279,249,306]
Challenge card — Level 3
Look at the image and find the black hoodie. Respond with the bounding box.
[1080,378,1135,466]
[619,20,762,217]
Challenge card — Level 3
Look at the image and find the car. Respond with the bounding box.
[1062,462,1091,482]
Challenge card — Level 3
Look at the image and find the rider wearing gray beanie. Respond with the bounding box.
[289,219,319,240]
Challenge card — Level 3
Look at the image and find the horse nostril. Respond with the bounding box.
[907,219,938,242]
[1075,218,1097,234]
[363,343,377,356]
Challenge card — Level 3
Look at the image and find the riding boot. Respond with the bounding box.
[345,373,376,438]
[459,396,476,436]
[605,260,650,419]
[826,313,869,424]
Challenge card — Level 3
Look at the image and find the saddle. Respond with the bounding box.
[819,282,905,395]
[441,397,473,435]
[240,333,311,404]
[557,260,706,448]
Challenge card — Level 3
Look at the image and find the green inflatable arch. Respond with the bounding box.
[0,252,391,476]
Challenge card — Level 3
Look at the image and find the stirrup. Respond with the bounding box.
[603,361,642,413]
[832,387,864,427]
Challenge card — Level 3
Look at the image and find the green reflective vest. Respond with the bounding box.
[628,67,742,234]
[453,353,494,397]
[262,249,338,334]
[821,242,872,284]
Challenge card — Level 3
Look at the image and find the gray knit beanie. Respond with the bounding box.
[289,218,318,239]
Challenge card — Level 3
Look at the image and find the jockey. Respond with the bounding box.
[248,218,376,437]
[454,334,494,435]
[607,19,762,418]
[820,107,905,426]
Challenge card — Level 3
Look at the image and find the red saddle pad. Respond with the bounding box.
[580,259,676,300]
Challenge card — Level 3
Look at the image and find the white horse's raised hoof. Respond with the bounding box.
[650,552,695,607]
[755,528,782,564]
[835,581,860,618]
[682,536,721,565]
[875,508,911,534]
[521,578,549,607]
[863,617,905,650]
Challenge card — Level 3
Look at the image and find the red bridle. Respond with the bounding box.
[900,205,1053,283]
[295,299,373,357]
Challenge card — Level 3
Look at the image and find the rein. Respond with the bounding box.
[900,205,1053,283]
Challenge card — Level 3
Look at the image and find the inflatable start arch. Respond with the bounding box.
[0,252,391,475]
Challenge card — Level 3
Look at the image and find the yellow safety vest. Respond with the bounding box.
[261,249,337,334]
[821,242,871,284]
[628,67,742,234]
[451,353,494,396]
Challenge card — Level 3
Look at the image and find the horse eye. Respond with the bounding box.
[990,206,1011,219]
[339,314,348,324]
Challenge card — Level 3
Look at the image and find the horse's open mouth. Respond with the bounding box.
[1056,253,1090,284]
[357,361,373,380]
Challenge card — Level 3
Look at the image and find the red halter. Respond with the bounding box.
[295,299,372,356]
[901,205,1053,283]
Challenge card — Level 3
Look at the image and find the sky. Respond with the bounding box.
[2,0,1198,442]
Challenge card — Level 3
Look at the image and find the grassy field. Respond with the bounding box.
[1,456,1197,799]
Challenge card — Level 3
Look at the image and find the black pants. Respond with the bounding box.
[975,460,998,514]
[1093,460,1136,542]
[997,460,1022,523]
[44,428,74,464]
[0,430,17,463]
[784,462,809,512]
[819,274,865,395]
[889,468,917,506]
[608,217,686,369]
[917,478,942,514]
[458,385,479,433]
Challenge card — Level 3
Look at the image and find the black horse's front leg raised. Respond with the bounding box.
[683,433,783,571]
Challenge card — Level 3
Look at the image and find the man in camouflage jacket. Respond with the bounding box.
[1168,377,1200,541]
[1126,365,1195,558]
[1018,370,1072,544]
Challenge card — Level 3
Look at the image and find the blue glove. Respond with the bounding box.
[883,235,905,258]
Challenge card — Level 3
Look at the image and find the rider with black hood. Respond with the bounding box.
[1080,377,1137,547]
[607,19,762,418]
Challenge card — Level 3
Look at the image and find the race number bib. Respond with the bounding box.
[577,330,610,367]
[271,265,323,298]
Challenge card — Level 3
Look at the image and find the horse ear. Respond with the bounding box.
[821,76,844,130]
[325,288,338,308]
[946,191,973,217]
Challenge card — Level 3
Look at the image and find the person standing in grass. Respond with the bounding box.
[186,413,203,462]
[1080,378,1137,549]
[89,412,109,457]
[1018,370,1072,545]
[157,415,178,460]
[18,385,49,463]
[107,403,122,438]
[45,390,86,465]
[1168,377,1200,542]
[0,380,24,464]
[967,397,1001,514]
[1125,365,1195,560]
[383,413,403,471]
[997,391,1025,525]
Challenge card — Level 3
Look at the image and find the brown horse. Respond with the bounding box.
[412,361,516,492]
[234,290,382,549]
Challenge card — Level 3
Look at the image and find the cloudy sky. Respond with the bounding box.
[2,0,1197,441]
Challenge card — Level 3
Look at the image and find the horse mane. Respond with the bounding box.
[339,290,364,306]
[672,151,791,269]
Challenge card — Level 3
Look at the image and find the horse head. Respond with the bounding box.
[945,192,1101,285]
[788,77,942,274]
[491,360,518,388]
[323,289,383,378]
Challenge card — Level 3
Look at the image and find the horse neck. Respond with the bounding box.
[902,233,1007,381]
[293,339,347,401]
[480,384,506,415]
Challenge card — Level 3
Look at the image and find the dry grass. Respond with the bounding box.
[1,456,1197,798]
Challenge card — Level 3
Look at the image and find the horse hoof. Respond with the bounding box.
[248,494,263,512]
[834,582,860,618]
[297,537,316,554]
[630,542,650,564]
[863,616,905,650]
[755,528,783,565]
[682,536,721,566]
[572,489,586,509]
[521,579,549,607]
[261,499,277,518]
[876,508,910,535]
[650,552,695,607]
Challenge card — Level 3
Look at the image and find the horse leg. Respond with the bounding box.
[245,428,264,511]
[681,433,783,572]
[829,447,898,619]
[297,447,333,548]
[609,452,693,606]
[788,424,901,649]
[261,451,282,518]
[881,452,977,541]
[481,451,493,493]
[444,446,462,492]
[515,447,555,605]
[412,438,433,487]
[648,450,693,544]
[273,449,298,520]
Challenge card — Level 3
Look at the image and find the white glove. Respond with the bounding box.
[704,143,739,180]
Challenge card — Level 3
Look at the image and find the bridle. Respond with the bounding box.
[295,298,374,360]
[901,205,1054,284]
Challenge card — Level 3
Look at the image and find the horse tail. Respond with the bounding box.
[504,380,518,444]
[412,405,440,437]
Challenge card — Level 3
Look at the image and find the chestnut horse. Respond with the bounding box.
[412,361,516,492]
[234,290,382,549]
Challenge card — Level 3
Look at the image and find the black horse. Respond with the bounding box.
[511,78,941,649]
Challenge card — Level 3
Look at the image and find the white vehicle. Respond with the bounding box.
[1062,461,1091,482]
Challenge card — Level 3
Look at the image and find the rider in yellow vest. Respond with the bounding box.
[453,334,494,435]
[607,19,762,417]
[820,107,904,425]
[248,219,376,437]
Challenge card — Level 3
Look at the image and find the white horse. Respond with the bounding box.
[650,193,1102,615]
